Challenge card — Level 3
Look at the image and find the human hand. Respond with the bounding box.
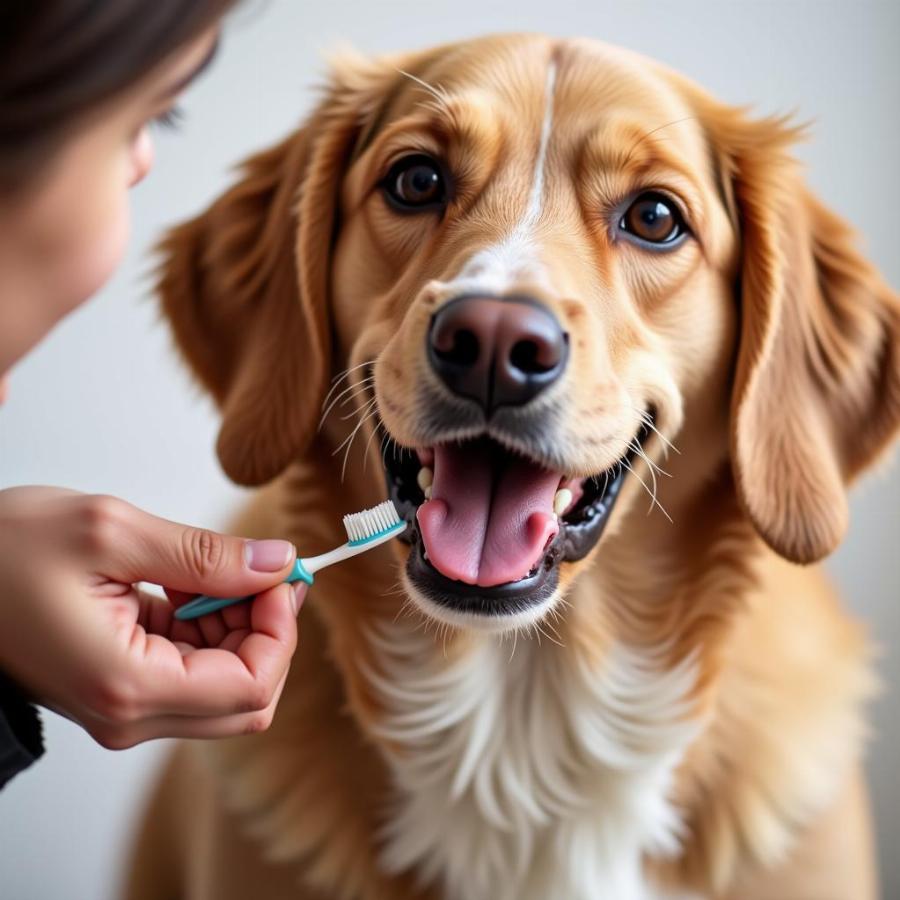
[0,486,305,747]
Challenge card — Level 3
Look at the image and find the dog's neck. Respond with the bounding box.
[364,615,705,900]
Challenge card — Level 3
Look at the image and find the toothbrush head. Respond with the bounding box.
[344,500,405,546]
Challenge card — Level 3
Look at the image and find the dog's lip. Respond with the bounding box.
[406,525,562,614]
[381,423,643,615]
[403,466,627,614]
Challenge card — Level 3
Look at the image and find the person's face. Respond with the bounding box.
[0,27,220,397]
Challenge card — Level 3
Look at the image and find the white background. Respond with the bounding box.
[1,1,898,897]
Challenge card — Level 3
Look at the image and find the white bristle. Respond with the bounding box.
[343,500,402,542]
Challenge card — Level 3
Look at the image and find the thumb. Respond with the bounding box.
[96,502,297,597]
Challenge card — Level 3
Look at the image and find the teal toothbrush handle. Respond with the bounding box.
[174,558,314,621]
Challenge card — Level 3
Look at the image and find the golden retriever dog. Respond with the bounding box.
[125,34,899,900]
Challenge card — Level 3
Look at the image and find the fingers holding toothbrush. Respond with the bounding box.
[0,486,308,749]
[85,580,307,746]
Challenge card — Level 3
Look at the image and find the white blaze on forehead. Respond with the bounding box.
[437,61,559,299]
[522,59,558,229]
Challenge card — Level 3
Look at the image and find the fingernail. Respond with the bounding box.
[244,539,294,572]
[291,582,306,616]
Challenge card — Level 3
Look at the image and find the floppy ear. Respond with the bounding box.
[709,111,900,563]
[157,59,396,485]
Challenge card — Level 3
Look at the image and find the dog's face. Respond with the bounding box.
[160,35,900,634]
[330,39,738,630]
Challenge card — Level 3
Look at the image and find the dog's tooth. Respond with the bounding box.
[417,467,434,491]
[423,486,432,500]
[553,488,573,516]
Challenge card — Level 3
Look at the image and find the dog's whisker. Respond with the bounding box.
[394,597,423,627]
[507,627,519,663]
[623,115,697,169]
[529,619,542,647]
[630,437,670,480]
[338,388,377,413]
[536,619,564,649]
[321,360,375,411]
[380,432,393,471]
[644,465,661,519]
[381,577,407,595]
[327,359,375,390]
[336,399,380,483]
[320,375,376,429]
[630,404,680,457]
[337,374,376,400]
[397,68,451,108]
[320,384,375,432]
[340,406,380,475]
[630,429,676,523]
[361,410,386,473]
[622,458,673,523]
[546,604,568,642]
[643,447,659,516]
[339,387,377,421]
[540,614,566,648]
[633,445,660,517]
[644,423,679,458]
[631,439,672,508]
[329,368,374,388]
[363,435,383,476]
[333,397,378,452]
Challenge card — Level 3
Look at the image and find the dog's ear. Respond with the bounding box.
[158,58,400,485]
[704,108,900,563]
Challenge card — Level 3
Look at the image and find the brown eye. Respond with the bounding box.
[619,192,686,245]
[383,155,447,212]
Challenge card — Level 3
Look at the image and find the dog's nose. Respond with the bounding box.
[428,295,568,413]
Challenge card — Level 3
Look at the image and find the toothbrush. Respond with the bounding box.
[174,500,406,621]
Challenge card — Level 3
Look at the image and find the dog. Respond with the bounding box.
[124,34,899,900]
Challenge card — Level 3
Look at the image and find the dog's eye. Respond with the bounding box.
[383,155,447,212]
[619,193,686,246]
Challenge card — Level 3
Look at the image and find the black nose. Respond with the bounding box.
[427,295,568,414]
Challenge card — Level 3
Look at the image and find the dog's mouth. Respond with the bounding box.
[384,426,646,618]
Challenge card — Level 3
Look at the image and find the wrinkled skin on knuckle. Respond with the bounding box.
[86,671,141,726]
[180,527,228,579]
[78,494,131,557]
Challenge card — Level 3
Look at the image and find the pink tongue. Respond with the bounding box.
[417,443,560,587]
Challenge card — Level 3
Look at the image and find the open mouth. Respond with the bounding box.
[383,425,647,618]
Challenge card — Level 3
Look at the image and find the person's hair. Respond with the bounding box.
[0,0,236,190]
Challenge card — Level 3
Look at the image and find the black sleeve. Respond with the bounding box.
[0,668,44,789]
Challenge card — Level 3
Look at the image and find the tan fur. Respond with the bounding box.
[125,35,898,899]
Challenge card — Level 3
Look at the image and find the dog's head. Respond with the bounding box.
[160,35,899,633]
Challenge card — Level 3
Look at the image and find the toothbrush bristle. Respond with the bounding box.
[343,500,403,542]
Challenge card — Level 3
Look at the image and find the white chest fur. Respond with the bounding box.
[363,621,701,900]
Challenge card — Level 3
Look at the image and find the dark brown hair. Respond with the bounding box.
[0,0,237,187]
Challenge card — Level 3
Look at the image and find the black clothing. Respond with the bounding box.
[0,669,44,789]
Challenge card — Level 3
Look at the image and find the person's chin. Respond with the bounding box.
[0,373,8,406]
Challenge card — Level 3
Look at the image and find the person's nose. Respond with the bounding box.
[128,127,154,188]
